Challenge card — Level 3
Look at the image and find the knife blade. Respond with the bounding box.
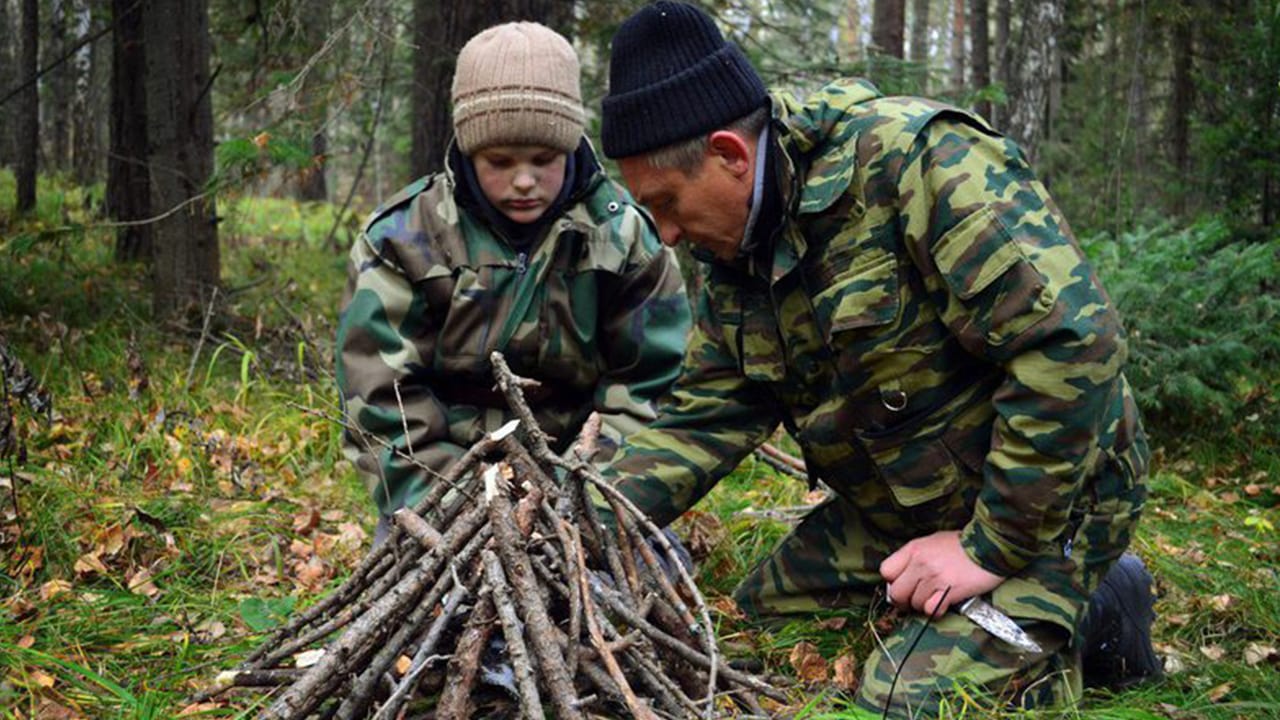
[956,597,1043,654]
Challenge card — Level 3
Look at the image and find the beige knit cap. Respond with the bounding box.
[451,22,585,155]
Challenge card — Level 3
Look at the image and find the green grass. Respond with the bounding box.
[2,175,1278,718]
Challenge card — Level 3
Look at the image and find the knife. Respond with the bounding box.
[956,597,1043,654]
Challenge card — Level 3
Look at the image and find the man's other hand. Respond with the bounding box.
[880,530,1004,615]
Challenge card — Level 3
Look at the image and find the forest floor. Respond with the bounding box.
[2,175,1278,719]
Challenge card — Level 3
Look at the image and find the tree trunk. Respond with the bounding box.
[909,0,930,92]
[294,0,331,202]
[1168,4,1193,185]
[72,0,106,185]
[0,0,16,168]
[47,0,71,172]
[872,0,905,57]
[842,0,866,62]
[949,0,966,96]
[1004,0,1063,165]
[16,0,38,212]
[411,0,575,181]
[142,0,218,317]
[108,0,151,262]
[970,0,990,119]
[992,0,1010,126]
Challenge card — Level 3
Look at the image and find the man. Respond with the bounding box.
[598,2,1158,716]
[338,22,690,542]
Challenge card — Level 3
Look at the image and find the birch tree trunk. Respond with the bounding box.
[1004,0,1064,165]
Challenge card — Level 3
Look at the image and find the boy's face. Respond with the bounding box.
[471,145,568,224]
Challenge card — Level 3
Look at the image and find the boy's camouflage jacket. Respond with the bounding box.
[338,142,691,516]
[608,79,1148,578]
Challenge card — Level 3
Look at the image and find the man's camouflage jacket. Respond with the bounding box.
[338,141,691,516]
[609,79,1149,577]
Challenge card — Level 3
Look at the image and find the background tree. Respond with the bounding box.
[969,0,990,119]
[1002,0,1062,164]
[908,0,930,92]
[107,0,150,261]
[16,0,38,212]
[141,0,219,316]
[0,0,17,168]
[294,0,332,202]
[949,0,965,95]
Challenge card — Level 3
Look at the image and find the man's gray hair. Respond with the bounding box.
[644,105,770,175]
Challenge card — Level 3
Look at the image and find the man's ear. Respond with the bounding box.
[706,130,752,178]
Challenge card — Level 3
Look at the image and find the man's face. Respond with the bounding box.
[471,144,568,224]
[618,151,751,262]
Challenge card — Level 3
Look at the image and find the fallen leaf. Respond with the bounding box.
[294,648,325,668]
[74,552,109,577]
[40,579,73,601]
[289,538,313,558]
[33,699,78,719]
[126,568,159,597]
[816,616,848,631]
[18,634,36,648]
[30,669,56,688]
[1244,643,1279,666]
[293,554,329,591]
[788,641,829,684]
[292,507,320,535]
[832,653,859,691]
[1244,483,1263,496]
[177,702,224,716]
[1220,491,1240,504]
[1210,594,1235,612]
[1207,681,1232,702]
[194,618,227,643]
[1200,645,1226,661]
[711,596,746,620]
[1164,613,1190,626]
[395,655,412,676]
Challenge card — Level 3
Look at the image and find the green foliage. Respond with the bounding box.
[1085,219,1280,438]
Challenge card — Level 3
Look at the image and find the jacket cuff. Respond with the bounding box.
[960,515,1036,577]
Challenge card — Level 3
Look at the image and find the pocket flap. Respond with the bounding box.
[931,207,1022,300]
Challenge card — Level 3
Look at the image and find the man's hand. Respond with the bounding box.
[880,530,1004,615]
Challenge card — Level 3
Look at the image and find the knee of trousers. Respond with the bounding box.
[854,612,1083,718]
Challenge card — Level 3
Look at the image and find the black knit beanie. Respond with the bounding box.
[601,1,767,159]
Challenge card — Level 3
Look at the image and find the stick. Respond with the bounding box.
[482,549,544,718]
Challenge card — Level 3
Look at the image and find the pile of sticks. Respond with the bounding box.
[211,352,785,719]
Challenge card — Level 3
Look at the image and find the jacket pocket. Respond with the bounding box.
[930,207,1055,346]
[813,248,900,340]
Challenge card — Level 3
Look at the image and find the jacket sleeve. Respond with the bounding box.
[590,212,693,449]
[336,228,467,517]
[604,284,782,527]
[896,116,1129,576]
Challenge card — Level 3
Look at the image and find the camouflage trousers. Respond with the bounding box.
[732,450,1145,718]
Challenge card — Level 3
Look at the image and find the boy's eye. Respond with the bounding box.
[532,153,559,167]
